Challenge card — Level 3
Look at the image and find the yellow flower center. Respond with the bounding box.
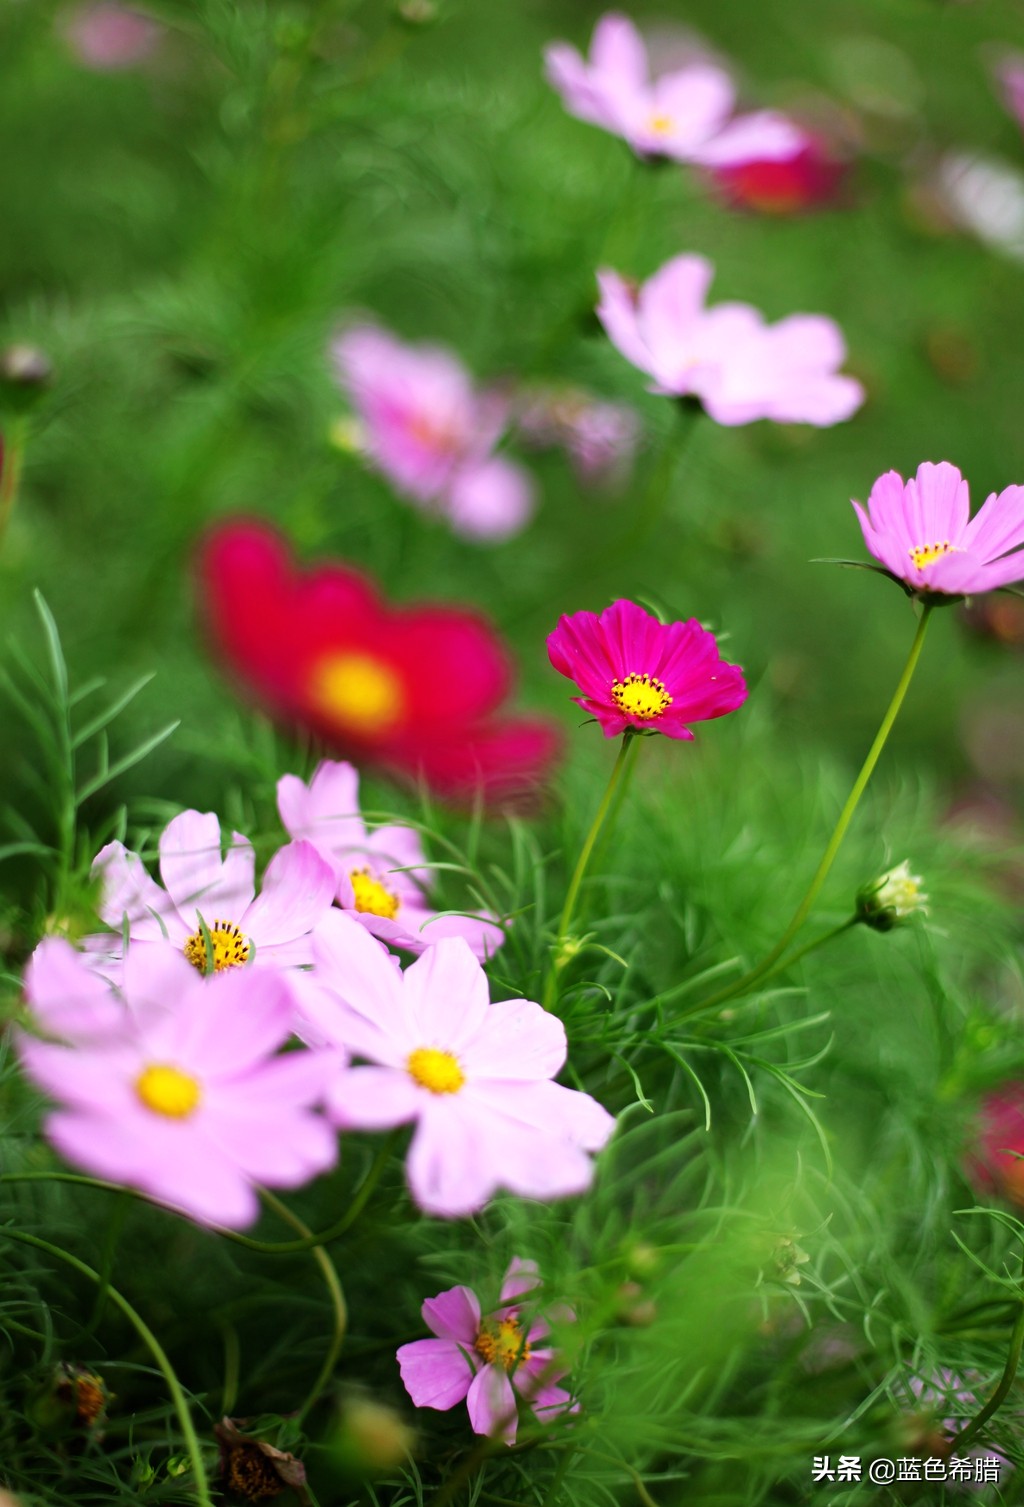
[308,652,404,735]
[350,867,401,920]
[475,1317,531,1372]
[610,672,673,720]
[909,540,955,569]
[136,1064,202,1119]
[648,113,674,135]
[407,1047,465,1095]
[183,919,250,973]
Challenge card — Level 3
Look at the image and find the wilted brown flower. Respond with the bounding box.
[215,1418,308,1503]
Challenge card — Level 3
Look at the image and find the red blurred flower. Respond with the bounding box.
[708,141,848,215]
[197,521,561,802]
[965,1084,1024,1205]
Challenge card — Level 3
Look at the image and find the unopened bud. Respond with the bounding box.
[856,860,928,931]
[332,1391,416,1478]
[770,1236,810,1286]
[0,345,53,412]
[396,0,438,24]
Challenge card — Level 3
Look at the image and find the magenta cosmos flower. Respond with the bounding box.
[17,944,337,1227]
[597,254,864,426]
[61,2,163,70]
[852,461,1024,598]
[547,599,747,740]
[297,912,615,1218]
[397,1258,576,1444]
[277,760,504,960]
[544,12,735,162]
[331,325,534,542]
[87,810,335,980]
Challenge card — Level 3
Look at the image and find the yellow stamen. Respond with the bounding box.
[610,672,672,720]
[350,867,401,920]
[648,113,674,135]
[183,919,250,974]
[136,1064,202,1119]
[909,540,955,570]
[308,652,404,735]
[407,1047,465,1095]
[475,1317,531,1372]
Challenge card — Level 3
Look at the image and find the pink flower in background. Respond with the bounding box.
[87,810,335,979]
[597,255,864,426]
[902,1369,1012,1485]
[61,3,162,70]
[397,1259,576,1443]
[547,598,748,741]
[515,385,640,487]
[852,461,1024,597]
[277,760,504,960]
[993,51,1024,135]
[23,937,129,1044]
[300,913,615,1218]
[17,945,337,1227]
[331,325,534,542]
[702,120,849,214]
[965,1083,1024,1204]
[544,11,735,161]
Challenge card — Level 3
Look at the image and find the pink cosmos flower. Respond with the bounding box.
[17,944,337,1227]
[965,1083,1024,1205]
[86,810,336,980]
[547,598,747,740]
[276,760,504,960]
[61,3,163,70]
[298,912,615,1218]
[702,120,849,215]
[852,461,1024,598]
[331,325,534,542]
[597,254,864,426]
[993,51,1024,136]
[544,12,736,162]
[397,1258,576,1444]
[902,1370,1012,1488]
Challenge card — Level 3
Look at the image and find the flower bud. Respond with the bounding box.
[0,345,53,413]
[28,1363,109,1435]
[396,0,438,24]
[332,1392,416,1477]
[856,860,928,931]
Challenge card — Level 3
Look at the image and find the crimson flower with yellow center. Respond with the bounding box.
[197,521,561,803]
[547,598,748,739]
[397,1258,577,1443]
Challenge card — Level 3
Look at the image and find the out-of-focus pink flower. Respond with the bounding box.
[703,120,849,214]
[198,522,562,804]
[397,1259,576,1444]
[299,913,615,1218]
[61,3,162,70]
[86,810,336,981]
[544,12,735,161]
[277,760,504,960]
[852,461,1024,598]
[966,1083,1024,1204]
[597,254,864,426]
[993,51,1024,136]
[331,325,534,542]
[547,598,747,741]
[515,385,640,487]
[901,1369,1012,1486]
[930,152,1024,264]
[17,944,337,1228]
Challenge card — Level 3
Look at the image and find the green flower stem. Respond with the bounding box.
[258,1189,347,1425]
[689,604,934,1017]
[543,730,641,1011]
[954,1298,1024,1455]
[0,1226,213,1507]
[666,916,859,1024]
[0,417,27,546]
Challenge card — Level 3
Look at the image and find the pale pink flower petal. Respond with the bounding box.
[467,1364,518,1442]
[501,1258,542,1303]
[158,810,255,924]
[423,1285,482,1343]
[23,938,126,1041]
[446,457,535,542]
[396,1339,475,1410]
[241,840,335,951]
[92,840,182,940]
[327,1065,423,1127]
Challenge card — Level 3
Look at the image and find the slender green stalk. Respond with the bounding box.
[667,917,859,1024]
[0,418,27,545]
[258,1190,347,1425]
[955,1299,1024,1455]
[543,731,640,1010]
[0,1227,213,1506]
[691,606,934,1016]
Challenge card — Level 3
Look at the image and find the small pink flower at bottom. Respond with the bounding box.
[300,912,615,1217]
[852,461,1024,598]
[277,760,503,959]
[547,598,747,739]
[397,1259,576,1443]
[61,3,163,70]
[16,944,338,1228]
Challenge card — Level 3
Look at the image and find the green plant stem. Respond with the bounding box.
[543,731,640,1010]
[666,916,859,1024]
[0,1226,213,1506]
[690,605,934,1016]
[0,417,27,545]
[955,1299,1024,1455]
[258,1190,347,1425]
